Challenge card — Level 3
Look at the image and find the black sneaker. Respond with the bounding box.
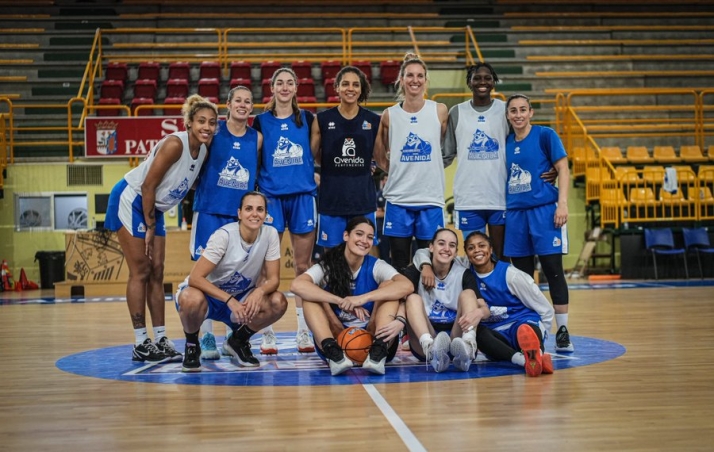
[555,325,575,353]
[132,338,166,363]
[322,339,353,376]
[182,342,201,372]
[362,339,388,375]
[155,336,183,362]
[225,333,260,367]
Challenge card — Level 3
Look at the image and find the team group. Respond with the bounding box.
[103,53,574,378]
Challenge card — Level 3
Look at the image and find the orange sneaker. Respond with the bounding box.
[517,324,542,377]
[541,353,554,374]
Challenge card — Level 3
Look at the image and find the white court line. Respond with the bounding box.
[363,384,427,452]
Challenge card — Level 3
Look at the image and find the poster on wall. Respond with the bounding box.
[84,117,186,158]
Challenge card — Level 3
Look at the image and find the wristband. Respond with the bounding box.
[225,295,234,304]
[146,222,156,230]
[419,262,432,271]
[392,315,407,326]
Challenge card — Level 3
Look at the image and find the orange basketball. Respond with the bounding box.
[336,327,373,365]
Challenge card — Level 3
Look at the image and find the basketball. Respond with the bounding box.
[336,327,373,365]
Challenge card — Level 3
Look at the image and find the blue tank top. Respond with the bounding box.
[470,260,540,329]
[317,106,380,215]
[330,255,378,321]
[505,125,566,210]
[193,120,259,216]
[254,110,317,196]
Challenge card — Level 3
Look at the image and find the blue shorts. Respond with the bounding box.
[454,209,505,234]
[504,203,569,257]
[174,283,254,330]
[104,179,166,238]
[264,193,317,234]
[382,202,445,240]
[190,211,235,260]
[317,212,378,247]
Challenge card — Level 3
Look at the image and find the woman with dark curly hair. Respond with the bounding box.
[290,216,412,376]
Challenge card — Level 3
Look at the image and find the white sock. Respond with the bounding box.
[134,328,148,346]
[153,326,166,342]
[261,325,274,334]
[555,313,569,330]
[462,329,477,346]
[419,333,433,349]
[200,319,213,335]
[296,307,309,332]
[512,352,526,366]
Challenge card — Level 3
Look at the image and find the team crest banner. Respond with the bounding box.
[84,117,186,158]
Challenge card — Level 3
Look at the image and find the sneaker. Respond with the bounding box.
[322,340,353,376]
[155,336,182,363]
[400,333,410,351]
[555,325,575,352]
[221,332,233,356]
[362,339,388,375]
[517,324,543,377]
[182,342,201,372]
[542,353,554,374]
[296,329,315,353]
[450,337,475,372]
[419,336,434,371]
[260,330,278,355]
[224,332,260,367]
[132,338,166,363]
[430,331,452,373]
[199,332,220,360]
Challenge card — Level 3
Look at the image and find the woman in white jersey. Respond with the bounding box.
[374,53,448,273]
[402,228,490,373]
[175,191,288,372]
[104,95,218,363]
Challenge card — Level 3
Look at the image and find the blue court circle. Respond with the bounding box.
[56,332,625,386]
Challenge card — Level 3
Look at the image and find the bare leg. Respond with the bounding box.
[487,224,507,263]
[117,227,151,330]
[145,235,166,328]
[405,294,436,357]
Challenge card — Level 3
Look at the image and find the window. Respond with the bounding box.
[15,192,88,231]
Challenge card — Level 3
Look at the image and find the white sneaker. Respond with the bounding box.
[430,332,452,372]
[450,337,474,372]
[199,332,220,360]
[260,330,278,355]
[296,329,315,353]
[328,356,354,376]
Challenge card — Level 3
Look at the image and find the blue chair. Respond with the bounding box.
[682,227,714,279]
[643,228,689,280]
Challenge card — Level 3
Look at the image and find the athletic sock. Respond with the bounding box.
[134,327,148,346]
[511,352,526,366]
[555,313,569,330]
[234,324,257,342]
[296,307,309,332]
[200,319,213,335]
[153,326,166,342]
[185,330,199,346]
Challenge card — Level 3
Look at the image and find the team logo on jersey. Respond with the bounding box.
[399,132,432,163]
[436,281,446,291]
[163,178,190,204]
[221,272,252,295]
[482,305,508,324]
[328,122,336,130]
[272,136,303,167]
[138,222,147,233]
[362,121,371,130]
[514,146,521,155]
[334,138,364,168]
[479,282,487,292]
[281,123,289,131]
[265,213,274,224]
[428,300,457,323]
[195,245,205,256]
[410,116,418,124]
[553,237,562,247]
[218,156,250,190]
[507,163,532,194]
[233,141,241,150]
[321,231,328,241]
[95,121,118,155]
[307,219,314,227]
[478,115,486,123]
[385,221,393,229]
[467,129,499,160]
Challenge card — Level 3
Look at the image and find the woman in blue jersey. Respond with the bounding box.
[402,228,490,373]
[504,94,574,353]
[175,192,288,372]
[310,66,381,249]
[104,95,218,363]
[290,217,413,376]
[373,53,448,273]
[253,67,317,353]
[413,231,555,377]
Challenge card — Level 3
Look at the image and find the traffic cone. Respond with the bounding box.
[19,268,38,290]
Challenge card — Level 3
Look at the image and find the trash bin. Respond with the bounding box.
[34,251,66,289]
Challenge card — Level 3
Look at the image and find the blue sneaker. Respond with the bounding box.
[200,332,220,360]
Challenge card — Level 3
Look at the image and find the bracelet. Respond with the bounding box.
[419,262,432,271]
[145,222,156,230]
[225,295,234,304]
[392,315,407,326]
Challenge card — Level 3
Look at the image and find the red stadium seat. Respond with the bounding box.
[298,96,317,113]
[198,78,220,99]
[133,79,157,100]
[260,60,282,81]
[320,60,341,81]
[352,60,372,83]
[291,60,312,80]
[168,62,191,81]
[100,79,124,99]
[105,62,128,83]
[229,61,252,81]
[262,78,273,99]
[163,96,185,116]
[380,59,401,87]
[97,97,122,117]
[166,78,189,99]
[199,61,221,80]
[230,77,252,90]
[137,61,161,81]
[297,78,315,98]
[323,78,337,99]
[131,97,154,116]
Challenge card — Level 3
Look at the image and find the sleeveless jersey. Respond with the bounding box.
[180,223,280,300]
[193,120,259,216]
[417,263,467,324]
[317,106,380,215]
[383,100,445,207]
[124,131,207,212]
[254,110,317,196]
[505,125,567,210]
[471,260,541,330]
[452,99,507,210]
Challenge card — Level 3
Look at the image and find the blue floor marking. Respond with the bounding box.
[56,332,625,387]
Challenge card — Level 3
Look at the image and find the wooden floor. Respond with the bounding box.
[1,282,714,451]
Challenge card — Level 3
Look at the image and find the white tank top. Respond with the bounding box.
[418,263,466,323]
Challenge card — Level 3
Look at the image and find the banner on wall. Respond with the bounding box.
[84,117,185,158]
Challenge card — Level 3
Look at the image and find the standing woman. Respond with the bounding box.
[105,94,218,362]
[253,67,317,352]
[189,86,278,359]
[504,94,574,352]
[291,217,413,376]
[374,52,448,272]
[310,66,381,249]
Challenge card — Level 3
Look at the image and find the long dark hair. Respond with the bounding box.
[319,216,375,298]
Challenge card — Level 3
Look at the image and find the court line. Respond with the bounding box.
[363,383,427,452]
